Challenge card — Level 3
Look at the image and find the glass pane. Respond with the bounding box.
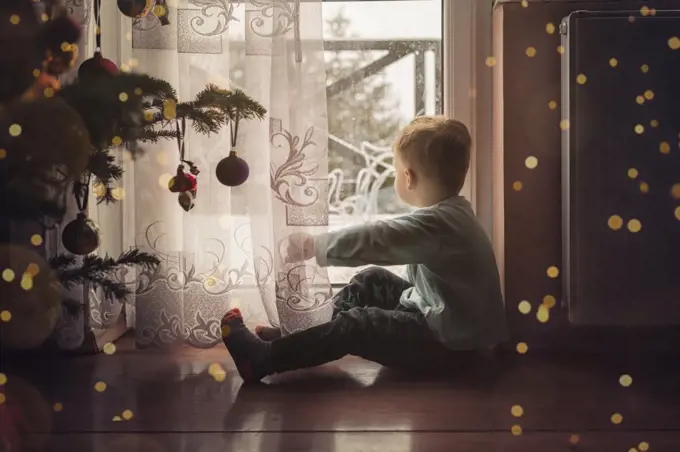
[323,0,444,284]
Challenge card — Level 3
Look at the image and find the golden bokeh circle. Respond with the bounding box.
[9,123,22,137]
[627,168,638,179]
[0,310,11,322]
[546,23,555,34]
[53,402,63,412]
[486,56,497,67]
[546,266,559,278]
[536,305,550,323]
[543,295,556,308]
[30,234,43,246]
[94,381,107,392]
[518,301,532,315]
[639,442,650,451]
[516,342,528,354]
[619,374,633,387]
[511,425,523,436]
[650,119,659,128]
[644,90,654,100]
[660,142,671,154]
[557,45,565,54]
[641,64,649,73]
[512,181,523,191]
[608,215,624,230]
[521,0,528,7]
[670,184,680,199]
[611,413,623,424]
[0,373,6,385]
[112,136,123,146]
[576,74,587,85]
[560,119,570,130]
[569,434,580,444]
[10,15,20,25]
[119,92,129,102]
[158,173,173,189]
[639,182,649,193]
[103,343,116,355]
[122,409,134,420]
[609,58,618,67]
[525,156,538,169]
[675,206,680,221]
[548,100,558,110]
[0,148,6,159]
[2,268,15,282]
[636,95,645,105]
[511,405,524,417]
[640,6,650,16]
[634,124,644,134]
[526,47,537,57]
[627,219,642,233]
[669,37,680,50]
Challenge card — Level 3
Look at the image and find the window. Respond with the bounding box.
[323,0,444,284]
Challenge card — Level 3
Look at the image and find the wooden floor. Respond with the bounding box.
[3,336,680,452]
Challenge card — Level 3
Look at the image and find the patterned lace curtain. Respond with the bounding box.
[86,0,332,349]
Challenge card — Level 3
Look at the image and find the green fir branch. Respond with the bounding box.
[50,249,160,302]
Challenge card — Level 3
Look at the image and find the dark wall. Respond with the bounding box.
[494,0,680,347]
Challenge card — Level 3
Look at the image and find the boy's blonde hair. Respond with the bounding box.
[394,116,471,194]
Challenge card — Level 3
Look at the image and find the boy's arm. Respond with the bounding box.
[314,209,445,268]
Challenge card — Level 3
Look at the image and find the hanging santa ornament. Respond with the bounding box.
[40,13,82,76]
[216,113,249,187]
[117,0,156,18]
[79,0,118,80]
[61,181,100,255]
[153,0,171,26]
[167,118,200,212]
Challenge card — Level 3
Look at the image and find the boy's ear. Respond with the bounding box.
[405,168,415,189]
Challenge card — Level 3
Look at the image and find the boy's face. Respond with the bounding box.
[393,149,416,206]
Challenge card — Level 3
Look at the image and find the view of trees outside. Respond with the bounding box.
[324,10,404,177]
[229,9,408,215]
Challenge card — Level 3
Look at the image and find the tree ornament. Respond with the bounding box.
[117,0,155,18]
[168,165,197,193]
[78,51,118,80]
[79,0,118,80]
[168,118,200,211]
[0,245,62,351]
[153,0,171,26]
[216,108,250,187]
[62,212,100,255]
[216,150,249,187]
[178,190,196,212]
[40,15,81,76]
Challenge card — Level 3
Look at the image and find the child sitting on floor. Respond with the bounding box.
[221,116,509,383]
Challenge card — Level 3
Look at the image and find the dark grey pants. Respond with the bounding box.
[266,267,474,375]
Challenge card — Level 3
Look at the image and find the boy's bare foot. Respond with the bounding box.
[221,308,271,383]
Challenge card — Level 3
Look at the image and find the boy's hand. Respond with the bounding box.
[285,232,315,263]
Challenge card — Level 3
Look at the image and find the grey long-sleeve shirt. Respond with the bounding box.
[314,196,509,350]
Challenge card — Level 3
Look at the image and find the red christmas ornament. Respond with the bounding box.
[78,51,119,80]
[168,165,197,193]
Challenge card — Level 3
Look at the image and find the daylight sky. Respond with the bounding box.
[322,1,443,119]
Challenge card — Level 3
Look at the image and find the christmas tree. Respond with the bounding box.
[0,0,265,351]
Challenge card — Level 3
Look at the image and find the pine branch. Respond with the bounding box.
[135,127,180,143]
[50,249,160,302]
[224,88,267,121]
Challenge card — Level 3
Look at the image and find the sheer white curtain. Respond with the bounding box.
[89,0,333,349]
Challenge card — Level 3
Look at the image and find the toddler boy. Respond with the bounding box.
[221,116,509,382]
